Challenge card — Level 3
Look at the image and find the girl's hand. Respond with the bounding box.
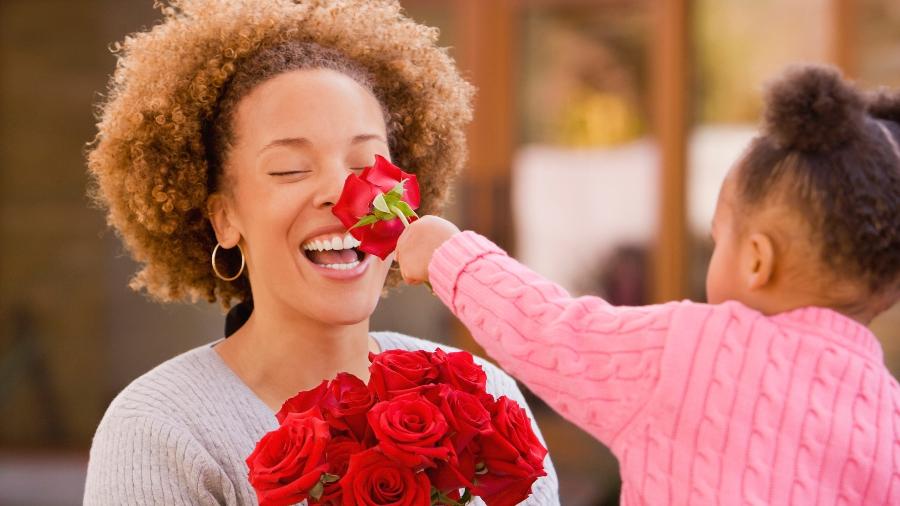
[396,215,461,285]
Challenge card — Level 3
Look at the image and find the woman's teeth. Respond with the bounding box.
[302,234,361,252]
[320,260,361,271]
[301,233,364,269]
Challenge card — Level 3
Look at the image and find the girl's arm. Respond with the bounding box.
[426,230,679,446]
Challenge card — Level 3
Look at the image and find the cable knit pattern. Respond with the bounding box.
[429,231,900,505]
[84,331,559,505]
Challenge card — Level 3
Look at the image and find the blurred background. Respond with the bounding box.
[1,0,898,504]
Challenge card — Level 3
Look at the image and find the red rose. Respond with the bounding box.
[246,412,331,506]
[324,373,374,442]
[431,349,489,397]
[340,448,431,506]
[332,155,420,259]
[318,437,365,506]
[276,380,329,424]
[355,155,421,206]
[429,439,479,493]
[491,396,547,468]
[368,392,452,470]
[440,389,493,453]
[428,389,493,492]
[353,218,408,260]
[473,396,548,506]
[368,350,439,399]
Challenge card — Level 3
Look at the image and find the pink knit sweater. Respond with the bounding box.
[428,231,900,505]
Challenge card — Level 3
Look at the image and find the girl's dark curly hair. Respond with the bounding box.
[87,0,474,307]
[737,65,900,297]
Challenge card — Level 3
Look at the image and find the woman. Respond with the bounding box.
[83,0,559,504]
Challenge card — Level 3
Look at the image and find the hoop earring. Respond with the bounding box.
[211,243,245,281]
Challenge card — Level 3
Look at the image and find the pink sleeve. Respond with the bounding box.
[428,231,676,445]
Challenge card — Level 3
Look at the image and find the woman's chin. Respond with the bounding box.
[312,302,377,327]
[275,253,390,325]
[288,281,383,326]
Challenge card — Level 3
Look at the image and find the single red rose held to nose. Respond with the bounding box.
[332,155,421,260]
[340,448,432,506]
[246,411,331,506]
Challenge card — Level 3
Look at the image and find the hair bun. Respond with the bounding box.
[867,88,900,125]
[763,64,865,152]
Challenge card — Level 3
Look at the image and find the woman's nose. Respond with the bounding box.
[313,161,353,209]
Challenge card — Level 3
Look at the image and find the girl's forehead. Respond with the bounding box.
[717,168,740,204]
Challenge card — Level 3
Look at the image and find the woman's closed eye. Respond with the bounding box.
[268,170,311,177]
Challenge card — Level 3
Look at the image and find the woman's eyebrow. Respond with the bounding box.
[352,133,387,144]
[258,137,311,155]
[258,134,385,155]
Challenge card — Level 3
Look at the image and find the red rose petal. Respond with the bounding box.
[332,173,378,230]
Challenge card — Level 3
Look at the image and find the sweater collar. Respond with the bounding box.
[771,306,884,363]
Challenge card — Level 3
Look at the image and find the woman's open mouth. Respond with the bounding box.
[301,233,367,271]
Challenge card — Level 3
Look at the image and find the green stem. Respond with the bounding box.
[431,488,471,506]
[389,205,411,227]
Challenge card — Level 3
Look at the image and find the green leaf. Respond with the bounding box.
[393,200,418,218]
[372,193,390,213]
[429,487,471,506]
[309,480,325,501]
[321,473,340,484]
[382,192,402,207]
[388,179,407,198]
[373,209,395,221]
[475,461,488,475]
[351,215,378,229]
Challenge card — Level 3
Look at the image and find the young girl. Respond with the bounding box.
[397,65,900,504]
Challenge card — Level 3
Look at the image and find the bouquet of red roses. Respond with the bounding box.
[246,348,548,506]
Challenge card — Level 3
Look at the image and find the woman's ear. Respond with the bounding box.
[746,232,775,290]
[207,193,242,248]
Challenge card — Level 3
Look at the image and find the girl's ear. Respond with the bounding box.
[207,193,242,248]
[746,232,775,290]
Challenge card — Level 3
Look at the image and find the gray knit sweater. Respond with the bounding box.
[84,332,560,505]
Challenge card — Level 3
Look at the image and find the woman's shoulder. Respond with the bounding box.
[371,331,521,399]
[85,342,252,504]
[96,341,250,429]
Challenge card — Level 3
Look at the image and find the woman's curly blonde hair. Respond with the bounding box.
[88,0,474,307]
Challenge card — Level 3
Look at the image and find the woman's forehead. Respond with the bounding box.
[233,69,387,147]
